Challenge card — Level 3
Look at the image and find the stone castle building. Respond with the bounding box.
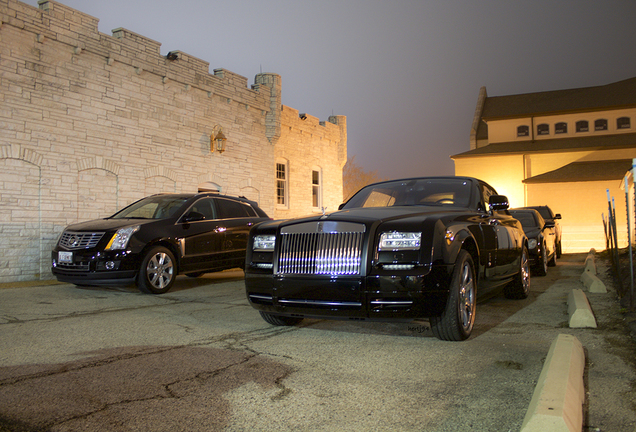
[0,0,347,282]
[453,77,636,252]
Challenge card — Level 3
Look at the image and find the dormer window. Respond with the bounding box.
[594,119,608,131]
[537,124,549,136]
[555,122,568,134]
[617,117,631,129]
[576,120,589,133]
[517,125,529,137]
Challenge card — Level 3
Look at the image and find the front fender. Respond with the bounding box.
[429,220,479,267]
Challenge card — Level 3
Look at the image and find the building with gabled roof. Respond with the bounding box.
[452,77,636,252]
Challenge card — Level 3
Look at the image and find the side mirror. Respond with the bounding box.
[544,220,556,228]
[554,213,562,220]
[182,211,205,223]
[488,195,509,211]
[338,203,345,210]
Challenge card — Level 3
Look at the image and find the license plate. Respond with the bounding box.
[58,251,73,263]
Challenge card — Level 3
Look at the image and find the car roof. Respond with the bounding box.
[521,205,555,218]
[147,192,259,206]
[510,208,545,224]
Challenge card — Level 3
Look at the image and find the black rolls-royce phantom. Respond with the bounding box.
[245,177,529,341]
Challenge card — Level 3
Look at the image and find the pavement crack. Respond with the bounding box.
[0,346,182,387]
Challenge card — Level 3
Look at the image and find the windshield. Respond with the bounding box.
[535,207,552,220]
[343,178,473,209]
[510,212,538,229]
[110,196,189,220]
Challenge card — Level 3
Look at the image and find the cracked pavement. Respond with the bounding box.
[1,259,635,431]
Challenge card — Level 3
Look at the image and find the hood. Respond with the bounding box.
[267,206,466,229]
[523,227,541,239]
[63,218,160,232]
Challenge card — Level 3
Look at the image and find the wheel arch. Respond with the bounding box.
[138,239,182,276]
[457,234,480,285]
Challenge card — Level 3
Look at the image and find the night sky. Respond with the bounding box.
[27,0,636,179]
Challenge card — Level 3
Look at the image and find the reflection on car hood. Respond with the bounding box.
[523,227,541,239]
[266,206,468,229]
[63,218,159,232]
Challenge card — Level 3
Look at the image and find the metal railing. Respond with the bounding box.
[604,176,635,311]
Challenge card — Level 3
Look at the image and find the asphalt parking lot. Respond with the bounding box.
[1,254,635,431]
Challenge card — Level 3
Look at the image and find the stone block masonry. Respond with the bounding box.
[0,0,347,282]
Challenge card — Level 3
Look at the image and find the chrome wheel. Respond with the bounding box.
[505,245,530,299]
[520,247,530,292]
[458,261,476,333]
[146,252,173,289]
[535,242,548,276]
[138,246,176,294]
[430,250,476,341]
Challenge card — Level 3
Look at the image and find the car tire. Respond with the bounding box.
[548,249,557,267]
[504,245,530,299]
[259,311,303,326]
[556,240,562,258]
[137,246,176,294]
[534,242,548,276]
[430,250,476,341]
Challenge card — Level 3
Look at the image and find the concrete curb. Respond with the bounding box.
[584,253,597,274]
[580,248,607,293]
[520,334,586,432]
[568,289,597,328]
[580,270,607,293]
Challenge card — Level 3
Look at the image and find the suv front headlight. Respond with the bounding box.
[105,226,140,250]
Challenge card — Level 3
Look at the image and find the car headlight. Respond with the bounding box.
[379,232,421,251]
[253,234,276,251]
[528,239,537,249]
[105,226,140,250]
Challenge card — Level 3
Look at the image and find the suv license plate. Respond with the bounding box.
[58,251,73,263]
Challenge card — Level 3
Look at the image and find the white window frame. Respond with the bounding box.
[311,167,322,211]
[276,160,289,208]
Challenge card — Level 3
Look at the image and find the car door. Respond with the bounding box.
[477,182,521,279]
[177,197,227,273]
[213,198,258,268]
[475,183,502,279]
[495,213,524,276]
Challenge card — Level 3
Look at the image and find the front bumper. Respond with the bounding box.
[51,248,141,285]
[245,264,453,321]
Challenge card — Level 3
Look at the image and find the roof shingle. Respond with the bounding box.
[523,159,633,183]
[481,77,636,120]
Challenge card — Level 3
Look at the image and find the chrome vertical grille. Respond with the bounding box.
[277,222,365,275]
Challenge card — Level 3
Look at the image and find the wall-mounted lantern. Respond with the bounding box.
[211,125,227,153]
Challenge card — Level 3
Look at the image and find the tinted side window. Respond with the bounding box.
[215,198,255,218]
[189,198,216,220]
[479,183,497,211]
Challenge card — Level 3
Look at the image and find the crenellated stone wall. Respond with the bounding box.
[0,0,346,282]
